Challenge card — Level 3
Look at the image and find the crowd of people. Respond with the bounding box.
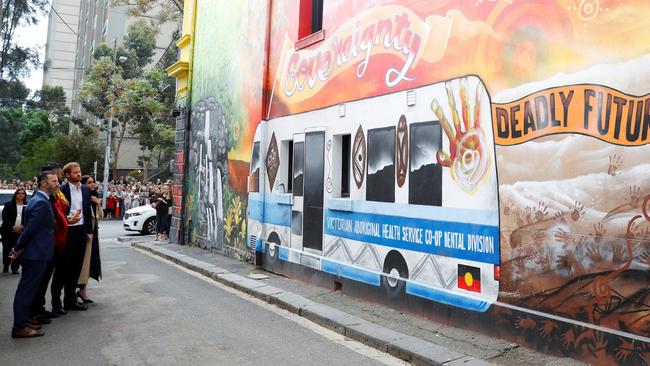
[2,163,173,338]
[2,176,174,240]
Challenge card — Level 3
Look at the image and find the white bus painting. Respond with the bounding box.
[247,75,500,312]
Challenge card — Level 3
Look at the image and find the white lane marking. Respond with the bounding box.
[134,247,411,366]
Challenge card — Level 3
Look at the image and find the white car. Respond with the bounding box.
[0,189,33,240]
[123,204,157,235]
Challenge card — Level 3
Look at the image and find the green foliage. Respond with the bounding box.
[0,108,26,177]
[1,0,48,80]
[14,137,54,180]
[124,20,157,68]
[0,79,30,102]
[109,0,182,25]
[81,19,176,177]
[52,132,103,176]
[79,57,121,119]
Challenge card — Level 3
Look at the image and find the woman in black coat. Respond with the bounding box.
[1,188,28,274]
[76,176,102,303]
[153,185,172,241]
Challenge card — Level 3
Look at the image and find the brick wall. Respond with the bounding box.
[169,110,189,244]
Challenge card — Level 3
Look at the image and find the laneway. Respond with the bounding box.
[0,221,407,365]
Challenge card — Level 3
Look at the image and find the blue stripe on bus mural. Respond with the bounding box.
[248,199,291,228]
[278,246,289,261]
[405,282,491,312]
[321,258,381,286]
[324,209,500,265]
[330,199,499,226]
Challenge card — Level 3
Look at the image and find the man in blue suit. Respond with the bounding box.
[10,171,59,338]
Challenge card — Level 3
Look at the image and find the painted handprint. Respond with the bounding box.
[430,77,490,193]
[607,153,622,176]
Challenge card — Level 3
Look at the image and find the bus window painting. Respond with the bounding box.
[248,76,500,312]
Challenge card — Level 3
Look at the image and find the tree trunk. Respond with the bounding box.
[112,120,128,181]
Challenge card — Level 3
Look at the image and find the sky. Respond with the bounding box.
[14,5,50,95]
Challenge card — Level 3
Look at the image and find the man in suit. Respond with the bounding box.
[10,171,58,338]
[29,163,67,320]
[51,162,93,312]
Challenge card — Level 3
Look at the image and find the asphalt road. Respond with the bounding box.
[0,220,408,366]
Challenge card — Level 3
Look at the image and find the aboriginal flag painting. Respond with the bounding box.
[458,264,481,293]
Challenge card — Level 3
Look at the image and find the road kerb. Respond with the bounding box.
[130,241,497,366]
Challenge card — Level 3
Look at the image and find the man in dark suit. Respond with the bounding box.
[51,162,93,312]
[10,171,58,338]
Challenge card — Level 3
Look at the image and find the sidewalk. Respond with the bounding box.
[128,237,586,366]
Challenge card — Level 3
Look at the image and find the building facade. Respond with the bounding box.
[169,1,650,365]
[42,0,81,111]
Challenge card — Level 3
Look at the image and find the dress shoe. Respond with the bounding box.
[52,307,67,315]
[38,310,59,319]
[11,327,44,338]
[64,302,88,311]
[26,323,42,330]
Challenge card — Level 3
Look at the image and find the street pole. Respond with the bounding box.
[102,39,118,210]
[93,160,97,179]
[101,116,112,209]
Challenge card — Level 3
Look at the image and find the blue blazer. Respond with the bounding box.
[60,182,93,235]
[14,191,54,261]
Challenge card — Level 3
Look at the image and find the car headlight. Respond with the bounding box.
[126,212,142,219]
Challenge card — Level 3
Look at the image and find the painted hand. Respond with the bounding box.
[431,77,490,193]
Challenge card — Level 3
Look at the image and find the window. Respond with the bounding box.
[279,140,294,193]
[297,0,324,49]
[341,134,350,197]
[331,134,351,198]
[293,141,304,197]
[249,142,260,193]
[287,141,294,193]
[409,122,442,206]
[367,127,395,203]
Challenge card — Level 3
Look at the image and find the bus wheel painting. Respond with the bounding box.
[266,231,282,265]
[382,251,409,298]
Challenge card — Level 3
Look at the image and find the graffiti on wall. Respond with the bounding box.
[186,0,268,257]
[188,0,650,363]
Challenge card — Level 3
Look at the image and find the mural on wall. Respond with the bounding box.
[188,0,650,364]
[257,1,650,364]
[186,0,269,257]
[187,98,228,249]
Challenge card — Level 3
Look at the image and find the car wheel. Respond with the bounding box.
[142,217,157,235]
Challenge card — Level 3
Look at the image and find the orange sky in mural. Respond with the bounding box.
[266,0,650,118]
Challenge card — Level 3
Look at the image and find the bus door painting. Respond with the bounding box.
[303,130,326,253]
[290,133,305,251]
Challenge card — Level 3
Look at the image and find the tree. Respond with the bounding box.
[53,132,104,176]
[0,0,47,80]
[0,107,25,177]
[113,74,165,179]
[110,0,182,26]
[0,78,29,105]
[31,85,73,133]
[80,20,163,180]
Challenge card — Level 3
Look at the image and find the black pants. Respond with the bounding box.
[2,233,21,272]
[30,257,56,316]
[51,226,87,308]
[13,259,47,329]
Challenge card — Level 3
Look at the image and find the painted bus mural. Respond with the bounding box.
[184,1,650,364]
